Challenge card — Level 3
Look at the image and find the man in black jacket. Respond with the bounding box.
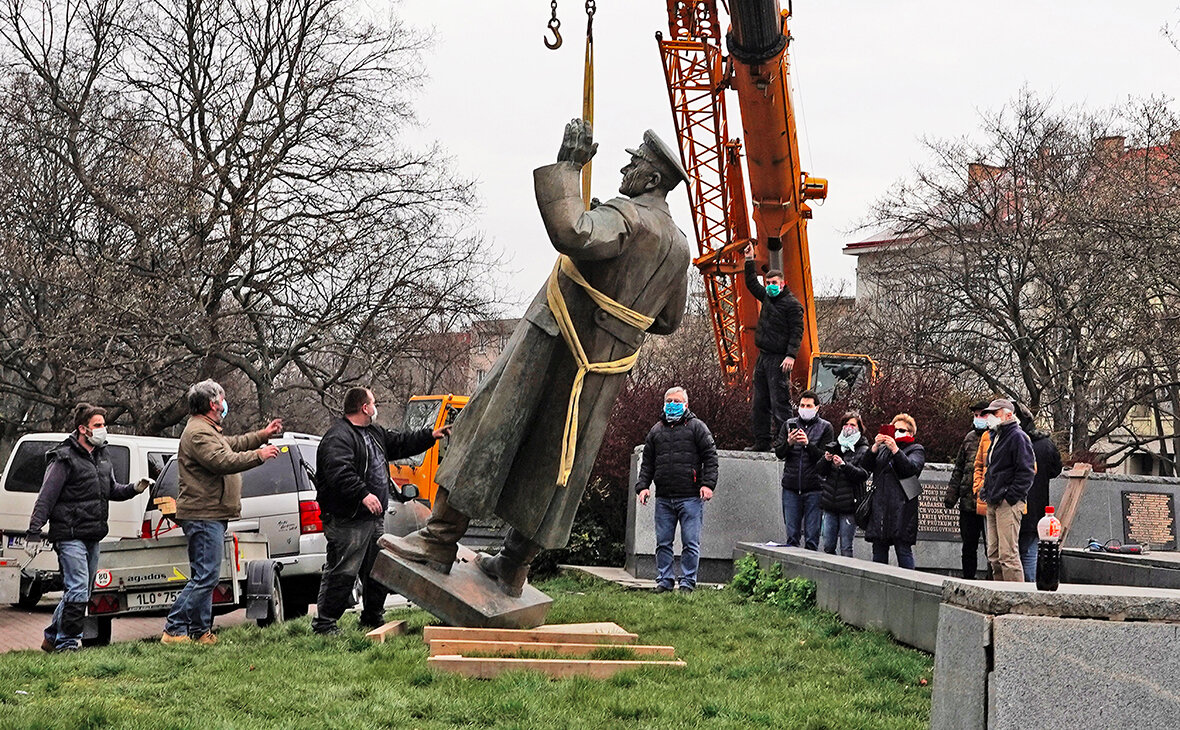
[979,398,1036,582]
[312,388,447,634]
[943,400,990,579]
[743,244,805,450]
[773,390,834,550]
[26,403,150,652]
[635,387,718,593]
[1018,405,1063,582]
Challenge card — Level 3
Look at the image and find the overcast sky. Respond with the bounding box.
[388,1,1180,311]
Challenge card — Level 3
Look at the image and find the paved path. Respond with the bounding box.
[0,594,248,654]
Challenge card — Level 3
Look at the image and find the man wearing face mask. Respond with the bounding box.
[742,244,805,451]
[162,380,283,644]
[635,387,718,593]
[943,400,992,579]
[25,403,152,652]
[312,387,449,634]
[773,390,834,550]
[977,398,1036,582]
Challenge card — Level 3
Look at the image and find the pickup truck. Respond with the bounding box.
[83,532,277,646]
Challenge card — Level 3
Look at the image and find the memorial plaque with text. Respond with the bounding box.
[918,486,960,541]
[1121,491,1176,549]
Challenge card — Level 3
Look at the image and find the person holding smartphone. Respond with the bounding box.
[773,390,833,550]
[862,414,926,569]
[817,412,870,557]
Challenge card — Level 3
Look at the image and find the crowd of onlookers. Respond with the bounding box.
[636,251,1063,592]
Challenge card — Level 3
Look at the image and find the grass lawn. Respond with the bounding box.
[0,572,932,729]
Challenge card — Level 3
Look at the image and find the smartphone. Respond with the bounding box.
[878,424,896,438]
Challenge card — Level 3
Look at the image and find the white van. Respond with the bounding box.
[0,432,178,607]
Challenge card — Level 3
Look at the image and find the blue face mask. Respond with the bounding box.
[765,283,781,297]
[972,416,988,430]
[664,401,686,420]
[220,400,229,419]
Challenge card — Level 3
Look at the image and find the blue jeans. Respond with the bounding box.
[821,511,856,557]
[871,541,916,569]
[164,519,226,638]
[654,497,704,589]
[1019,532,1037,582]
[782,490,822,550]
[45,540,101,650]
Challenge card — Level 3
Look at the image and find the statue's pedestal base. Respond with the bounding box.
[370,545,552,629]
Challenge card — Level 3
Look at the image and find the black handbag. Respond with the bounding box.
[854,484,875,529]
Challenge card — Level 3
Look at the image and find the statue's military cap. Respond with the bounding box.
[626,130,689,188]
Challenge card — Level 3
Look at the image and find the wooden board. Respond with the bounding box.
[532,622,630,635]
[365,620,406,643]
[423,626,638,645]
[1057,463,1093,545]
[428,654,686,680]
[427,639,675,658]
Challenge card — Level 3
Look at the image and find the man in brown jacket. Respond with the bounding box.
[162,379,282,644]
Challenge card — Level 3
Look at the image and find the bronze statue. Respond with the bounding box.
[379,119,690,598]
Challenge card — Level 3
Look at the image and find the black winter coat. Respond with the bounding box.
[944,429,985,513]
[635,411,719,499]
[863,442,926,546]
[817,437,870,514]
[1020,430,1063,536]
[27,435,138,542]
[316,418,436,518]
[743,260,805,357]
[774,416,834,493]
[981,421,1035,506]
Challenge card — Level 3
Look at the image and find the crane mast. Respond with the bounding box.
[657,0,828,387]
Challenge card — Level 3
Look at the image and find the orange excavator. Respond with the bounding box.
[656,0,875,401]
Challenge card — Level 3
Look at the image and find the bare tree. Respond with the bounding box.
[860,91,1180,465]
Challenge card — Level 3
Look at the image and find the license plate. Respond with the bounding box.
[127,588,184,612]
[5,535,51,550]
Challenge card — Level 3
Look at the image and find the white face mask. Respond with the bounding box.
[985,414,1002,430]
[367,404,378,422]
[798,406,818,421]
[87,427,108,448]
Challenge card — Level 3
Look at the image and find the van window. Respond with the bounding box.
[146,451,174,480]
[151,451,296,501]
[4,441,130,493]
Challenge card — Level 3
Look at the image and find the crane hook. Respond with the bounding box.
[545,0,562,50]
[545,18,562,49]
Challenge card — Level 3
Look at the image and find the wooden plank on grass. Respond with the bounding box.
[422,626,637,645]
[428,655,686,679]
[532,622,631,635]
[427,639,675,658]
[365,620,406,643]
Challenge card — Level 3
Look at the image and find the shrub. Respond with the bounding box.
[729,557,817,612]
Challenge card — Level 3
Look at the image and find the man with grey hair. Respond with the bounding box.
[162,380,283,644]
[635,386,718,593]
[977,398,1035,582]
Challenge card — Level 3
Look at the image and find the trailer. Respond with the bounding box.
[83,532,280,645]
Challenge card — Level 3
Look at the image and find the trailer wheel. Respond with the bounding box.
[256,571,285,628]
[12,574,43,610]
[82,618,112,647]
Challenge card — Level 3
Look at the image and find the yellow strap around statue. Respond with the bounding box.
[546,255,654,487]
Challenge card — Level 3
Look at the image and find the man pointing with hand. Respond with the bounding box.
[162,379,283,645]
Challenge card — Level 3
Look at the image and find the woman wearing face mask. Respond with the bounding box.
[817,412,870,557]
[862,413,927,569]
[24,403,152,652]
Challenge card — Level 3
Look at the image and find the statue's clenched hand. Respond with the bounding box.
[557,118,597,166]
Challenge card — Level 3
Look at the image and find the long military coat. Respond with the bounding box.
[437,161,690,548]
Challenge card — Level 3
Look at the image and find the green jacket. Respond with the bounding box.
[176,416,267,521]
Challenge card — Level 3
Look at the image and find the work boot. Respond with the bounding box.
[160,632,192,645]
[475,529,543,598]
[378,488,470,574]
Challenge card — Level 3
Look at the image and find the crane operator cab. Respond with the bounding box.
[810,353,877,405]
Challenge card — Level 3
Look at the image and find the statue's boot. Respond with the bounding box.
[378,488,469,574]
[475,528,543,598]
